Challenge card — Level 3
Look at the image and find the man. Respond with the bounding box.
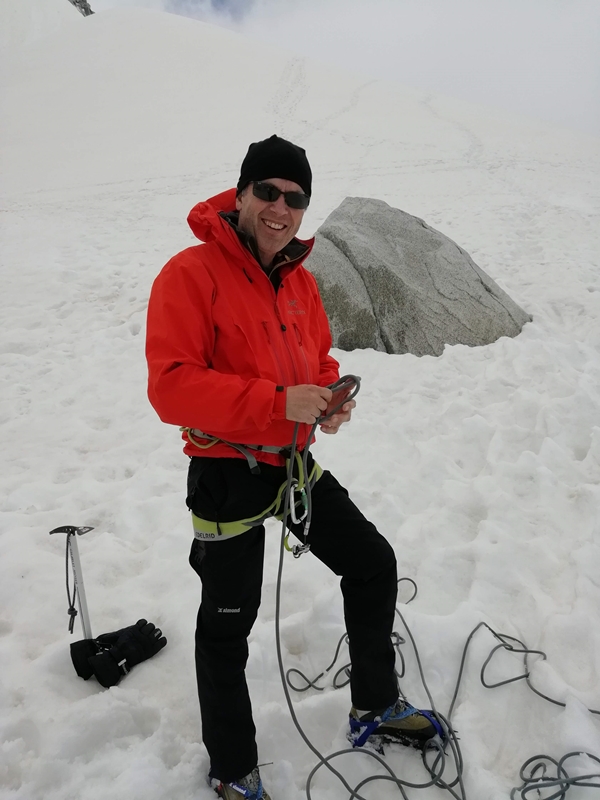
[146,135,441,800]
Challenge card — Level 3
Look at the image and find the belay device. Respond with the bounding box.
[50,525,167,688]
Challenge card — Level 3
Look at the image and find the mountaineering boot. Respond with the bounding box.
[348,697,444,750]
[211,767,271,800]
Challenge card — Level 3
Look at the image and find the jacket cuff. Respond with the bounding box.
[272,385,287,420]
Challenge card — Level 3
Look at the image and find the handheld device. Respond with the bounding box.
[323,375,360,418]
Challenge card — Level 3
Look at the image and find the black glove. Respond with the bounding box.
[70,638,97,680]
[71,619,167,688]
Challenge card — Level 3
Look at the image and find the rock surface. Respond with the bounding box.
[68,0,94,16]
[306,197,531,356]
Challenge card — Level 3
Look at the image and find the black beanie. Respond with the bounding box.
[237,135,312,197]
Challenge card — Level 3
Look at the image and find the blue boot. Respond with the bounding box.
[348,697,444,750]
[211,767,271,800]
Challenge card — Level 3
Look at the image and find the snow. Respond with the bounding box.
[0,0,82,50]
[1,7,599,800]
[88,0,600,136]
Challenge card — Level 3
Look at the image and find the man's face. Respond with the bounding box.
[236,177,306,267]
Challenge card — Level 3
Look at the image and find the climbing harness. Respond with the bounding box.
[182,374,359,553]
[183,427,290,475]
[189,452,322,543]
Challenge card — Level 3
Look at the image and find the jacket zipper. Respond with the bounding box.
[293,323,311,384]
[274,305,299,385]
[250,262,303,387]
[262,321,289,386]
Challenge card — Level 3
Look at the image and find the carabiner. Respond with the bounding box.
[289,482,308,525]
[292,542,311,558]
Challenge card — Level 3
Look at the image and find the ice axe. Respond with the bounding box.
[50,524,167,687]
[50,524,94,639]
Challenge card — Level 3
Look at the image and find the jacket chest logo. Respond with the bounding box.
[287,299,305,316]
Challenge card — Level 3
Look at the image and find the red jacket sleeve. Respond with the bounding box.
[145,252,286,433]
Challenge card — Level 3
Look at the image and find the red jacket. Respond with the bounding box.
[146,188,340,464]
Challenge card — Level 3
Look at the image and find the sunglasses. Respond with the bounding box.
[251,181,310,210]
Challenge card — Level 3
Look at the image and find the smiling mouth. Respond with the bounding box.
[262,219,286,231]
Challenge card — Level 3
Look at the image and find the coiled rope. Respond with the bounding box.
[273,374,600,799]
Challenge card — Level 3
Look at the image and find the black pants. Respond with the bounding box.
[187,457,398,782]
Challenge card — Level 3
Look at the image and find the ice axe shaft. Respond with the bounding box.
[49,525,94,639]
[68,531,93,639]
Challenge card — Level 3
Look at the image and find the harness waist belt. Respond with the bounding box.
[183,427,291,473]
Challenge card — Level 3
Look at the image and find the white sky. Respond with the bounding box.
[90,0,600,136]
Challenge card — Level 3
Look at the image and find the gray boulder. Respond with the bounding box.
[305,197,531,356]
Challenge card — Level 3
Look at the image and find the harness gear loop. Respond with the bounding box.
[190,451,322,543]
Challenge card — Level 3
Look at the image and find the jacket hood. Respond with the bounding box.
[187,188,238,243]
[187,188,314,265]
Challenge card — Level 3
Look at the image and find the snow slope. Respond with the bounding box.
[0,0,82,50]
[1,8,599,800]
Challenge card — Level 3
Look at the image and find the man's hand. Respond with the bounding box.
[286,385,333,424]
[319,399,357,434]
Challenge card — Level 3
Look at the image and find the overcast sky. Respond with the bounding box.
[91,0,600,135]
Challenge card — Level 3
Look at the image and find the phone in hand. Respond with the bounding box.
[325,387,350,416]
[324,376,358,417]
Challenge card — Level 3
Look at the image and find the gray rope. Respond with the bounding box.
[275,498,453,800]
[510,752,600,799]
[285,629,408,693]
[273,374,599,799]
[274,376,457,800]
